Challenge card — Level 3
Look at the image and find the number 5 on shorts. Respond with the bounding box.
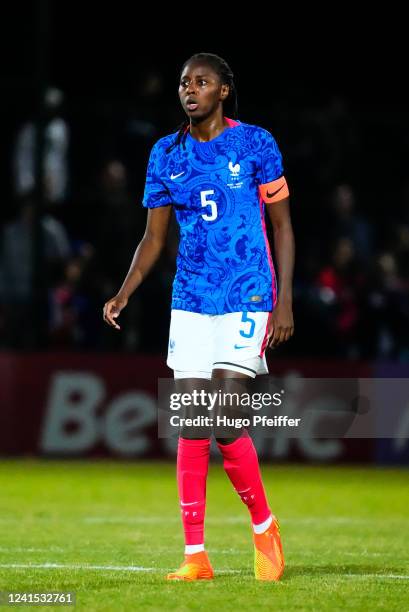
[239,312,256,338]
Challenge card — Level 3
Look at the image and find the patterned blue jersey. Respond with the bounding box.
[142,118,287,315]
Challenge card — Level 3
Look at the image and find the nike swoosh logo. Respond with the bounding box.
[180,501,198,507]
[170,172,185,180]
[266,184,285,198]
[234,344,248,349]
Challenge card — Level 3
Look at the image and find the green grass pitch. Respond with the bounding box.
[0,460,408,611]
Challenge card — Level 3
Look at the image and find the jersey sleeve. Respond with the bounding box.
[256,130,289,204]
[142,141,173,209]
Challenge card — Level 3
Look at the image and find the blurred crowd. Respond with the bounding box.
[1,76,408,361]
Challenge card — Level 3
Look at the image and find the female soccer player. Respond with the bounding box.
[103,53,295,581]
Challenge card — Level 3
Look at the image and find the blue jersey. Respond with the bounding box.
[142,118,288,315]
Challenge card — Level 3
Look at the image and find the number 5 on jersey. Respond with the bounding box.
[201,190,218,221]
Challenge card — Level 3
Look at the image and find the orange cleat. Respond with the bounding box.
[253,517,285,581]
[166,551,214,581]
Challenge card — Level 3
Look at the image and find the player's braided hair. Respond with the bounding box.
[165,53,238,154]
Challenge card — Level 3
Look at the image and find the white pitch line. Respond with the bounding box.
[83,517,180,524]
[83,517,248,525]
[0,516,406,526]
[1,548,405,560]
[0,564,407,580]
[0,563,241,575]
[291,551,405,559]
[346,574,409,580]
[0,547,65,553]
[82,516,372,525]
[0,563,155,572]
[82,516,406,527]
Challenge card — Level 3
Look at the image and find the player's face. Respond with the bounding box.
[179,62,229,121]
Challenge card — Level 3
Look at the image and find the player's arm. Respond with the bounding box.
[103,205,172,330]
[265,195,295,348]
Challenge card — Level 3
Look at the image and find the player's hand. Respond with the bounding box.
[267,301,294,349]
[103,294,128,330]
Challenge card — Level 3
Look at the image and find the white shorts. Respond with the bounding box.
[167,309,270,379]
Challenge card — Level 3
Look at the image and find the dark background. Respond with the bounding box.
[1,4,408,362]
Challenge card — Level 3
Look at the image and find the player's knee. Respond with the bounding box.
[180,426,212,440]
[215,432,244,445]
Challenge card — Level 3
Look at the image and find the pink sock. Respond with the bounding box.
[177,437,210,546]
[217,432,271,526]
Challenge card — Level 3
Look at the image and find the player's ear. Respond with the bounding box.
[220,84,229,101]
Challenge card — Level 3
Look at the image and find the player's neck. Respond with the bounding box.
[189,114,228,143]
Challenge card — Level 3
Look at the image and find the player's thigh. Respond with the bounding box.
[167,309,214,376]
[212,311,270,378]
